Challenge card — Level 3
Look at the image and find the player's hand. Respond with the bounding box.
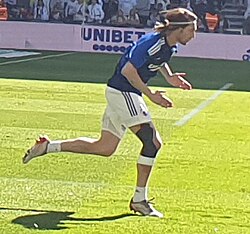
[148,90,173,108]
[167,73,192,90]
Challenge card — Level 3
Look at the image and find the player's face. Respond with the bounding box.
[177,24,197,45]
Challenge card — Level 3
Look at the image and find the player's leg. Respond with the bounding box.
[115,90,163,217]
[23,130,120,164]
[23,88,126,164]
[59,130,120,156]
[129,122,163,218]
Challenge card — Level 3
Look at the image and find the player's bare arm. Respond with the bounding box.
[121,61,173,108]
[160,63,192,90]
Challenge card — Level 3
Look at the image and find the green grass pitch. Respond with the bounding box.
[0,52,249,234]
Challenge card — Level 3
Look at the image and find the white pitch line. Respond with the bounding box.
[0,52,75,66]
[174,83,234,127]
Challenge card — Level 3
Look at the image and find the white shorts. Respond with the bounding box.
[102,87,152,139]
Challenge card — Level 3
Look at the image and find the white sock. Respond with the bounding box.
[46,141,62,153]
[133,186,148,202]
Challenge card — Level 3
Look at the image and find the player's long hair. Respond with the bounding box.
[154,8,198,35]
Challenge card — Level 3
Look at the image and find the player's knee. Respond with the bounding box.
[154,139,162,152]
[141,141,160,157]
[136,123,162,158]
[155,131,162,150]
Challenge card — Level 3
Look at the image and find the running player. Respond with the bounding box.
[23,8,198,218]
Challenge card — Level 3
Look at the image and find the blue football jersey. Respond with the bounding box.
[107,32,177,95]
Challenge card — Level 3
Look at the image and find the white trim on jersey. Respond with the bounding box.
[148,38,165,56]
[128,42,137,59]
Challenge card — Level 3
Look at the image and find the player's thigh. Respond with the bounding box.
[98,130,121,153]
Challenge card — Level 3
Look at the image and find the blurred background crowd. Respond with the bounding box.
[0,0,249,35]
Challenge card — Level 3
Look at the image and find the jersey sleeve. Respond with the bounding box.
[127,43,149,69]
[127,33,161,69]
[128,33,161,68]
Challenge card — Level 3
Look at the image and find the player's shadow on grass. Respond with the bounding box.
[1,207,137,230]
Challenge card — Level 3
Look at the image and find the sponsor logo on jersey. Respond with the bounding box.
[148,62,165,72]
